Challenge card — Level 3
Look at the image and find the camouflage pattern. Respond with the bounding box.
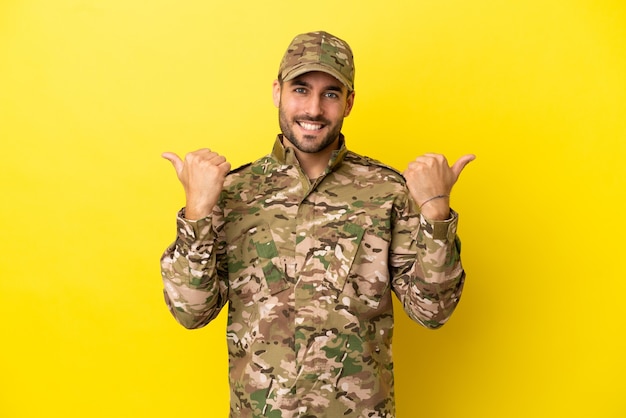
[278,31,355,91]
[161,135,465,417]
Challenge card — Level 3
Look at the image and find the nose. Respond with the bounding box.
[304,95,322,117]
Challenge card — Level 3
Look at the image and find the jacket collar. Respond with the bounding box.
[271,134,348,173]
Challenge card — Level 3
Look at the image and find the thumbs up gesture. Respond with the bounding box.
[403,153,475,220]
[162,149,231,220]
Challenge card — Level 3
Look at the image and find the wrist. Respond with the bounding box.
[419,195,450,220]
[184,202,213,220]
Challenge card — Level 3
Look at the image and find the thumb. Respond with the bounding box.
[161,152,184,176]
[451,154,476,179]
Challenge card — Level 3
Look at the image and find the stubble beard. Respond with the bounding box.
[278,104,343,154]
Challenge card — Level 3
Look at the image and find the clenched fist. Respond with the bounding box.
[403,153,475,220]
[162,149,231,220]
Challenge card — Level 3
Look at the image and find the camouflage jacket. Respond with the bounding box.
[161,135,465,418]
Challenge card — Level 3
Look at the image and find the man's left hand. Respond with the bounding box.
[403,153,475,220]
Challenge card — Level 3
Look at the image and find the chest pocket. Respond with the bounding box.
[341,228,392,313]
[319,221,366,293]
[307,219,389,313]
[227,222,290,306]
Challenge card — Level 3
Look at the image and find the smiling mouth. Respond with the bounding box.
[298,121,325,131]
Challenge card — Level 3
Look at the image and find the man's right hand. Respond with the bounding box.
[162,149,231,220]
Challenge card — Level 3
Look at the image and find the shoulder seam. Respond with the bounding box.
[346,152,406,180]
[228,162,252,175]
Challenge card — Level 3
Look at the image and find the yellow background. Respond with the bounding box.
[1,0,625,417]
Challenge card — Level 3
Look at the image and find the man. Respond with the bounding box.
[161,31,474,418]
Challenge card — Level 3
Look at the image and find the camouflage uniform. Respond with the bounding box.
[161,135,465,418]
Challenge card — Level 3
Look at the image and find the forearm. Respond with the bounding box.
[160,209,227,329]
[393,210,465,329]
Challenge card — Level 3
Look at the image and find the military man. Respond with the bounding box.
[161,31,474,417]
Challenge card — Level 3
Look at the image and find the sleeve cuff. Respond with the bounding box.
[419,209,459,241]
[176,208,215,244]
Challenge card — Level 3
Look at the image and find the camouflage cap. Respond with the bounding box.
[278,31,355,91]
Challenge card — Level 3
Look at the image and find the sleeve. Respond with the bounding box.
[160,208,229,329]
[390,193,465,329]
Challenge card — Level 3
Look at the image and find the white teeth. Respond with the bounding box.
[299,122,322,131]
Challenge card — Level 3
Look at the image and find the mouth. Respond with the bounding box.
[297,120,325,132]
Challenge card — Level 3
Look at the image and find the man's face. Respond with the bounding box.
[273,71,355,154]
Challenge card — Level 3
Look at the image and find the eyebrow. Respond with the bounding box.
[290,79,344,93]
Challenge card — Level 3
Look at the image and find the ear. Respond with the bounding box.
[344,90,355,117]
[272,80,281,108]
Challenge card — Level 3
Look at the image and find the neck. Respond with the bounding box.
[295,149,333,179]
[282,137,340,179]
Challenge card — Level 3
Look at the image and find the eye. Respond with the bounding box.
[324,92,339,99]
[294,87,307,94]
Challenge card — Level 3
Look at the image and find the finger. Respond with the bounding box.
[423,153,448,163]
[218,161,232,175]
[422,152,444,158]
[451,154,476,179]
[410,154,447,169]
[161,152,184,175]
[207,154,228,166]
